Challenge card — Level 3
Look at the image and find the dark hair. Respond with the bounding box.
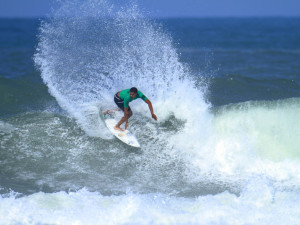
[130,87,138,93]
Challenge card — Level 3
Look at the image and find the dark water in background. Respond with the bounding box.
[0,19,55,116]
[1,5,300,224]
[162,18,300,105]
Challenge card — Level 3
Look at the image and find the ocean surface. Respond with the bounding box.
[1,1,300,224]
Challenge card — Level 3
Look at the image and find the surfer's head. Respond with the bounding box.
[130,87,138,98]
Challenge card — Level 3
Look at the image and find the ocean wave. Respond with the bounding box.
[1,178,300,225]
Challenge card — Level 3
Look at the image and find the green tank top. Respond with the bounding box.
[119,89,148,108]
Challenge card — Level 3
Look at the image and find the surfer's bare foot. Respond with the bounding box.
[114,126,124,131]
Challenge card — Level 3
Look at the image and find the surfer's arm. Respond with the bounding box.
[145,99,157,121]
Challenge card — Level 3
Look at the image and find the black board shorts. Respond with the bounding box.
[114,93,132,112]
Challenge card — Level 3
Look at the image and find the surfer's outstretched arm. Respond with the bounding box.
[145,99,157,121]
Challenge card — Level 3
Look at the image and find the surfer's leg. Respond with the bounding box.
[113,93,126,131]
[114,117,125,131]
[114,108,132,131]
[128,109,133,118]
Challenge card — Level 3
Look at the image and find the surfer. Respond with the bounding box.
[114,87,157,131]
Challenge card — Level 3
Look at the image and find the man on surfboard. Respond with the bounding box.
[114,87,157,131]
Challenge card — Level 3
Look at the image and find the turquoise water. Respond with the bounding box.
[1,1,300,224]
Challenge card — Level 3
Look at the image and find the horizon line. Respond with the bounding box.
[0,15,300,19]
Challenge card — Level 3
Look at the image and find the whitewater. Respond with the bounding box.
[1,0,300,224]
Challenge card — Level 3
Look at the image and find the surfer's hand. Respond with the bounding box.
[125,122,129,130]
[152,113,157,121]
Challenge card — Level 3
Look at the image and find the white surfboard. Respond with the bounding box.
[101,110,140,148]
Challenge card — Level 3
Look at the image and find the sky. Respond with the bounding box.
[0,0,299,18]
